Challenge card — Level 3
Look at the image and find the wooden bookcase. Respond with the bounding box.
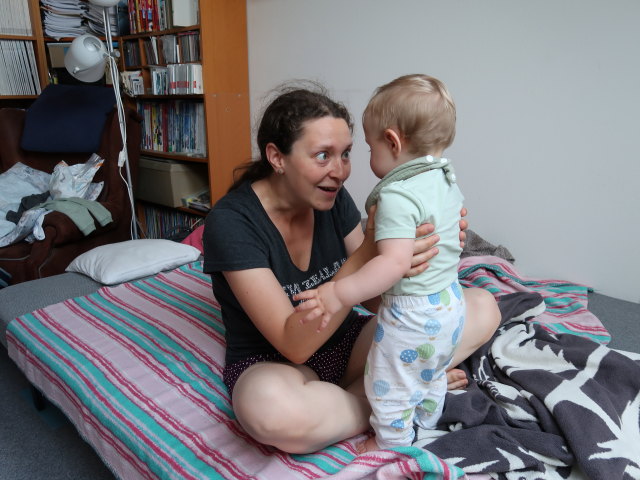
[2,0,250,231]
[121,0,251,217]
[0,0,48,105]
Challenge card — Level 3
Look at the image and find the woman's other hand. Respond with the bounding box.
[366,204,438,278]
[459,207,468,248]
[405,223,438,277]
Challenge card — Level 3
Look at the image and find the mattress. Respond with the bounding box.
[6,261,453,479]
[5,257,639,479]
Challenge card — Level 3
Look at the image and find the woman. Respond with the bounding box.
[203,84,500,454]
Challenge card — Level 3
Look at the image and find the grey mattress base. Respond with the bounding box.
[0,272,103,348]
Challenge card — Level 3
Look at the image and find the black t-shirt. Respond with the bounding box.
[203,181,362,365]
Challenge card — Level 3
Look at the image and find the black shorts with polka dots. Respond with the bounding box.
[223,310,373,397]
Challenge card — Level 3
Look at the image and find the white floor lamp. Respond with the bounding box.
[64,0,139,239]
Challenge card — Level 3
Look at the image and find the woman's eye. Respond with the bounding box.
[342,150,351,161]
[316,152,328,162]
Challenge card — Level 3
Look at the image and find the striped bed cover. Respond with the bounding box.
[6,261,463,480]
[5,257,607,480]
[458,255,609,344]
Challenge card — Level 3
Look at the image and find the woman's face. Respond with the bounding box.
[282,116,353,211]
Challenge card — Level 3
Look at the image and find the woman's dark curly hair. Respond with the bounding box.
[229,81,353,191]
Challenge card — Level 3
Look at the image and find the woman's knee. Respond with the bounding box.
[231,365,315,450]
[466,288,501,343]
[449,288,501,369]
[235,397,303,445]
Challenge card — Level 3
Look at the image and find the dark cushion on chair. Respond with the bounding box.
[20,84,115,153]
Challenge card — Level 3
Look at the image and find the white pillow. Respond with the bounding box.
[66,239,202,285]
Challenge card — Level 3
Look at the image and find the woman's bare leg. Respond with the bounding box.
[233,291,501,453]
[446,287,501,389]
[342,293,500,394]
[232,362,370,454]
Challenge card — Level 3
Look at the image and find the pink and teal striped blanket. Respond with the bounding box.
[5,257,611,479]
[458,255,609,344]
[6,261,465,480]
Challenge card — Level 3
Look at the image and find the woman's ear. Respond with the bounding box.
[265,142,285,173]
[383,128,403,158]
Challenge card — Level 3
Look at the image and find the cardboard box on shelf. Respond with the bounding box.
[137,157,208,208]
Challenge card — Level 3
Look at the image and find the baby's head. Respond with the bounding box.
[363,74,456,158]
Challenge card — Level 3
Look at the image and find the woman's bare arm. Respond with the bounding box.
[222,220,373,364]
[224,268,353,364]
[295,238,414,329]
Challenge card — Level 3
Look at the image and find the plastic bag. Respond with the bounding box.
[49,154,104,200]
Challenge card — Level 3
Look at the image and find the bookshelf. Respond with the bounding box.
[0,0,48,103]
[0,0,251,238]
[121,0,251,233]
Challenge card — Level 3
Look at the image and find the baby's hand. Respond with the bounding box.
[293,282,343,331]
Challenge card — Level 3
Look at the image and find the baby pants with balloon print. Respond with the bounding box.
[364,280,465,449]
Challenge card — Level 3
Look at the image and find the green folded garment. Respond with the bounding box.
[37,198,113,236]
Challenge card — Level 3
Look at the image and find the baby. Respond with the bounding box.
[294,74,465,452]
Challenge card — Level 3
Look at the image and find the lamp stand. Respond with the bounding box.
[102,6,139,239]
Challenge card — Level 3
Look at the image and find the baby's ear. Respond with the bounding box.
[383,128,403,156]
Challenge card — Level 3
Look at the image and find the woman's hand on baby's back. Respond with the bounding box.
[406,222,438,277]
[407,207,468,277]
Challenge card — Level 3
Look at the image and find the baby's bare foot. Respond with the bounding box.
[356,436,380,454]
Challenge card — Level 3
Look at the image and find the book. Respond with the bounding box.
[0,0,33,35]
[121,70,144,95]
[0,41,21,95]
[181,188,210,212]
[160,34,177,63]
[167,63,201,94]
[137,100,205,156]
[171,0,198,27]
[177,30,200,62]
[149,66,168,95]
[116,0,130,35]
[123,39,141,67]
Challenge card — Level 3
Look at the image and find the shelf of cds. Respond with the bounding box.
[0,0,47,98]
[138,202,203,240]
[121,29,202,96]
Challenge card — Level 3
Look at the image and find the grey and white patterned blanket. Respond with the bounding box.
[415,292,640,479]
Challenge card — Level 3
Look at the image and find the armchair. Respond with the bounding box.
[0,87,141,285]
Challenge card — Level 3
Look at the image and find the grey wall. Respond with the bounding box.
[246,0,640,303]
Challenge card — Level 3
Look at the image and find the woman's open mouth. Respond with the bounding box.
[318,184,340,193]
[317,185,340,199]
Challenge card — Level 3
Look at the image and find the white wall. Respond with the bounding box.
[246,0,640,303]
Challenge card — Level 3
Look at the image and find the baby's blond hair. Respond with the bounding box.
[363,74,456,156]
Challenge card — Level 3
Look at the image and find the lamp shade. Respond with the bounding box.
[88,0,120,6]
[64,34,108,83]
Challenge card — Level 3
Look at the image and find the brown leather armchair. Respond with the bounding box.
[0,104,141,285]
